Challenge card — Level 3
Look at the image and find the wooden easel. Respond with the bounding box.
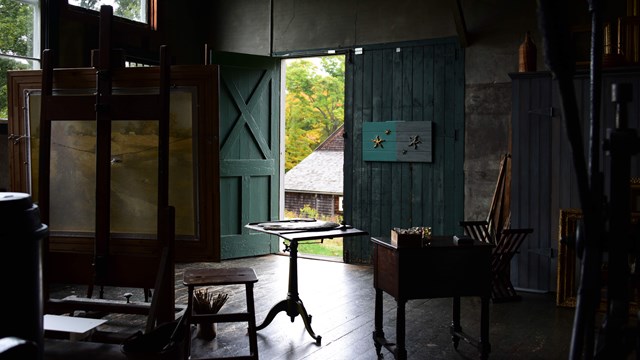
[39,6,174,329]
[487,153,512,239]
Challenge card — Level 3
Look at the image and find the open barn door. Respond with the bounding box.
[210,52,281,259]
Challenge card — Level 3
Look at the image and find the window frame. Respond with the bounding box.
[64,0,157,31]
[0,0,42,121]
[0,0,41,60]
[55,0,161,68]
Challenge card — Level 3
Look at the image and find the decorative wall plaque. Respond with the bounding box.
[362,121,432,162]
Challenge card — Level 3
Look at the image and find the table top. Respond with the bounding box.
[245,220,367,241]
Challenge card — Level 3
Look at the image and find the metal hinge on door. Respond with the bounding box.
[528,247,555,258]
[8,133,28,144]
[528,107,555,117]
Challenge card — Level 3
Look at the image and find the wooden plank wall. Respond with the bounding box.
[510,73,554,292]
[344,38,465,264]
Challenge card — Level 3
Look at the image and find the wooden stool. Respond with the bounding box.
[183,267,259,360]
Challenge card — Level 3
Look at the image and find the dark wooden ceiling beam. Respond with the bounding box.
[450,0,469,48]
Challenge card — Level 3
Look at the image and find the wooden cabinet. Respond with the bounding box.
[509,69,640,293]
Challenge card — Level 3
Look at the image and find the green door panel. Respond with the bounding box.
[344,39,465,264]
[212,52,281,259]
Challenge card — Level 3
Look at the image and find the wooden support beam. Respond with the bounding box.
[450,0,469,48]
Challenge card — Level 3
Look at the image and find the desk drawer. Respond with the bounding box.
[373,242,491,299]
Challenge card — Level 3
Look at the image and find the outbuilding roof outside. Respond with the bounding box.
[284,125,344,195]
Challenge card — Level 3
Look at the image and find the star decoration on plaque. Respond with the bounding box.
[372,135,385,148]
[408,135,422,149]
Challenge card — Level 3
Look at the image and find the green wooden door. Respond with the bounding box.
[211,52,281,259]
[344,39,465,264]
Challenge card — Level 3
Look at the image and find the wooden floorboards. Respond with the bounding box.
[48,253,575,359]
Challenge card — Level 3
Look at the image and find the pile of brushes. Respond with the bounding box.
[193,288,228,314]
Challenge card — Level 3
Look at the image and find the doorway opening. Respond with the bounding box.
[281,54,346,261]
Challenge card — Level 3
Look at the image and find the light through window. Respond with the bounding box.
[0,0,41,120]
[68,0,148,24]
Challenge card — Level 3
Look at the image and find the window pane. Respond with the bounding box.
[68,0,148,24]
[0,0,39,121]
[0,0,36,58]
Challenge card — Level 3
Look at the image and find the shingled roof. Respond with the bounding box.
[284,125,344,195]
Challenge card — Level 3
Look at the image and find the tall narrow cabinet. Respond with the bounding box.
[509,69,640,293]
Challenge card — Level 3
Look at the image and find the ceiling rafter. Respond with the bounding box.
[450,0,469,48]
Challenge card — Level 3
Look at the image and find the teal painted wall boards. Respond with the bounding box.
[344,38,464,264]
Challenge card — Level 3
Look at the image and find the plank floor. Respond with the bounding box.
[48,253,576,359]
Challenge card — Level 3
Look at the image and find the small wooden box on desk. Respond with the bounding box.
[390,230,423,248]
[371,235,494,360]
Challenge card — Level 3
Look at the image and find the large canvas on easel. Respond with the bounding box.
[26,88,196,236]
[8,66,220,264]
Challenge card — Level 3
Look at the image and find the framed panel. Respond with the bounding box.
[556,208,582,307]
[556,207,640,315]
[24,88,197,237]
[8,65,220,264]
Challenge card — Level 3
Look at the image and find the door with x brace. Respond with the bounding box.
[212,52,281,259]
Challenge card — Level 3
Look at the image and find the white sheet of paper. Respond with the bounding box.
[44,314,107,334]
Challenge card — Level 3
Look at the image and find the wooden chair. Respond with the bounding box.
[460,221,532,302]
[459,220,493,244]
[183,267,259,360]
[490,228,533,302]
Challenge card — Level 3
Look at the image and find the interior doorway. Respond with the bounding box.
[281,54,346,261]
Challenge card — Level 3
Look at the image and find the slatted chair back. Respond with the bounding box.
[460,220,495,244]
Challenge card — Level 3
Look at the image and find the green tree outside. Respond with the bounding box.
[69,0,144,22]
[0,0,34,119]
[285,56,345,172]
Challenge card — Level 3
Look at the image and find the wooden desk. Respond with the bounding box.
[371,236,493,360]
[245,220,367,345]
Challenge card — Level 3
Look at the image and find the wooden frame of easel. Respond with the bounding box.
[39,5,174,328]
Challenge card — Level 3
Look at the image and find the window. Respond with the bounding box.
[0,0,41,120]
[68,0,149,24]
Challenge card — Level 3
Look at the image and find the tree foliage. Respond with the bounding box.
[0,0,33,118]
[115,0,143,21]
[76,0,99,10]
[285,56,345,171]
[70,0,143,22]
